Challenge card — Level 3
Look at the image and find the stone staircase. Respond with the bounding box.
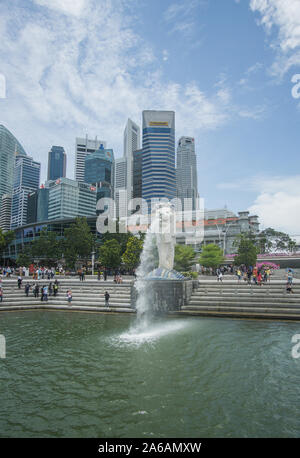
[0,280,134,314]
[177,280,300,320]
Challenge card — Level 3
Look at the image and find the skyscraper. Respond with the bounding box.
[176,137,198,211]
[85,145,114,208]
[123,119,140,209]
[47,178,96,220]
[11,154,41,229]
[142,110,176,209]
[0,125,27,207]
[132,149,143,200]
[47,146,67,181]
[75,136,106,182]
[114,157,127,218]
[84,146,114,188]
[27,186,49,224]
[0,194,12,231]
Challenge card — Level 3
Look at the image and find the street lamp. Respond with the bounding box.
[222,222,235,256]
[91,251,95,276]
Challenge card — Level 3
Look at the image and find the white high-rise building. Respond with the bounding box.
[75,136,106,182]
[114,157,127,219]
[0,194,12,232]
[123,119,140,212]
[176,136,198,211]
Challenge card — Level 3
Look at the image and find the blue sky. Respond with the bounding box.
[1,0,300,234]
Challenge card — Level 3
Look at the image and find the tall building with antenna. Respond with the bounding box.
[123,118,140,212]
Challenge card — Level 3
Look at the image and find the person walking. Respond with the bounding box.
[53,282,58,297]
[257,272,263,287]
[105,291,110,307]
[67,289,72,305]
[286,282,294,294]
[104,269,107,281]
[252,266,258,285]
[49,282,53,296]
[236,268,242,283]
[0,286,3,302]
[41,285,45,301]
[43,285,48,302]
[247,267,252,285]
[25,282,31,297]
[34,283,39,298]
[17,276,22,289]
[287,269,294,285]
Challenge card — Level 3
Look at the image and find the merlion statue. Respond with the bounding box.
[151,202,176,271]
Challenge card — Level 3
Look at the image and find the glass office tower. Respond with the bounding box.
[0,125,27,206]
[47,146,67,181]
[142,110,176,209]
[11,153,41,229]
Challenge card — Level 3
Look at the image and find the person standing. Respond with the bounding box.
[105,291,110,307]
[104,268,107,281]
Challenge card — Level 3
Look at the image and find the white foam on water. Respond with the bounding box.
[110,320,190,347]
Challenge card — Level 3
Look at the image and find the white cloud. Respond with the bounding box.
[250,0,300,76]
[0,0,236,180]
[33,0,89,16]
[248,175,300,235]
[163,0,206,39]
[0,0,266,182]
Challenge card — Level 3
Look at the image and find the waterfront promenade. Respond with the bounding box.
[0,270,299,321]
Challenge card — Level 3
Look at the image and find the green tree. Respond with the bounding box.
[31,228,63,265]
[174,245,196,271]
[98,239,121,269]
[122,236,144,270]
[0,229,14,257]
[199,244,224,269]
[63,217,95,269]
[16,249,32,267]
[258,227,296,253]
[234,234,258,267]
[101,219,133,257]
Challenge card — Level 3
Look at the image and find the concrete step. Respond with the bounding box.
[174,308,300,320]
[0,304,134,313]
[182,304,300,313]
[184,300,300,311]
[190,294,300,305]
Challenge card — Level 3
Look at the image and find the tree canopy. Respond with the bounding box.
[98,239,121,269]
[199,244,224,269]
[63,217,95,268]
[122,236,144,270]
[31,228,63,265]
[174,244,196,271]
[234,234,258,267]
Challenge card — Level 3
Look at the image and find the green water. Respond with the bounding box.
[0,311,299,438]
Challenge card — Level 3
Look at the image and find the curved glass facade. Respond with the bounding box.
[0,124,26,203]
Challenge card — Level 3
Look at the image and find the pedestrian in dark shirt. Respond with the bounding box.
[25,282,31,297]
[34,284,39,298]
[105,291,110,307]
